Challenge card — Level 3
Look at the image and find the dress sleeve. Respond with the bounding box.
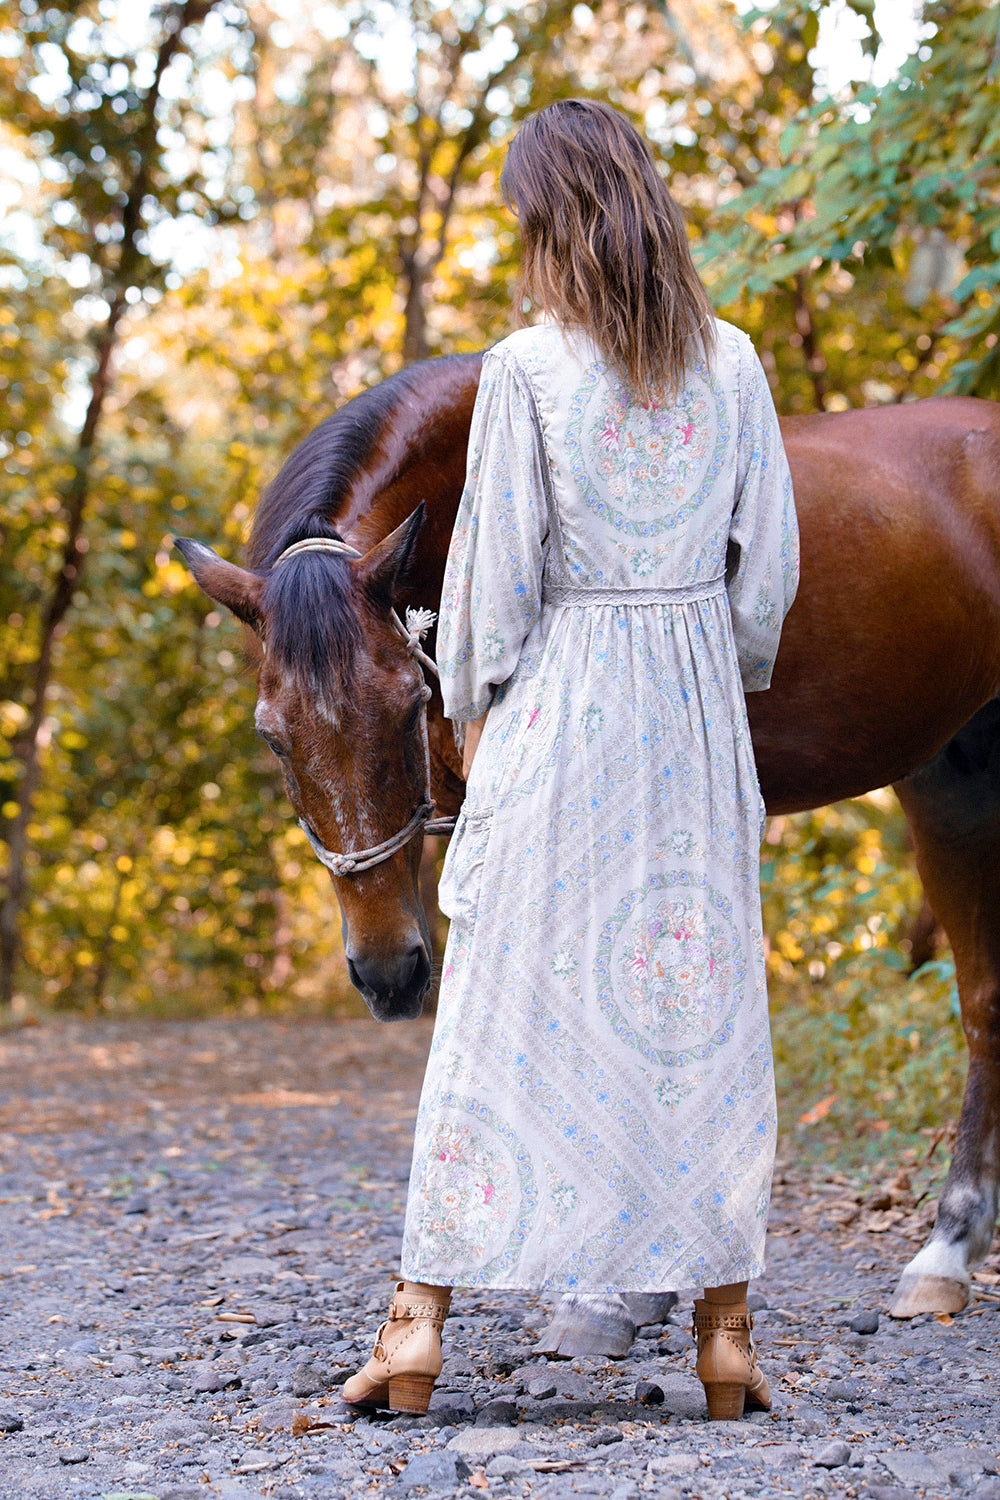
[436,349,550,724]
[726,336,800,692]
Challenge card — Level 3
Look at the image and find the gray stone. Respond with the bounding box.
[747,1291,769,1312]
[823,1377,862,1402]
[657,1328,690,1357]
[397,1450,471,1490]
[485,1455,535,1479]
[57,1446,90,1464]
[193,1366,241,1393]
[859,1489,912,1500]
[551,1369,590,1400]
[588,1424,624,1447]
[526,1375,557,1400]
[648,1453,700,1476]
[252,1402,297,1432]
[149,1415,209,1441]
[477,1397,517,1426]
[234,1451,281,1474]
[427,1392,476,1422]
[882,1451,954,1487]
[653,1371,706,1420]
[760,1443,803,1469]
[625,1292,679,1325]
[219,1256,276,1279]
[249,1302,294,1328]
[793,1411,828,1436]
[850,1310,880,1335]
[123,1192,149,1214]
[635,1379,664,1405]
[291,1362,324,1397]
[0,1411,24,1432]
[447,1426,523,1456]
[815,1439,852,1468]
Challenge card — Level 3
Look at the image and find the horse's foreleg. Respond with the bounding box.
[891,702,1000,1317]
[534,1292,678,1358]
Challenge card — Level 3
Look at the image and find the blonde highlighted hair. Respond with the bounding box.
[500,99,715,404]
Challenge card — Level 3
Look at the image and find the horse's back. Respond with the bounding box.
[756,398,1000,813]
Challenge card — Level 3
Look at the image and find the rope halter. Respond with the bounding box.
[270,535,456,877]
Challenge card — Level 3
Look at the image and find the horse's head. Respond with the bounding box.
[175,506,436,1021]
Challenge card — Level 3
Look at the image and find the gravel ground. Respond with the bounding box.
[1,1016,998,1500]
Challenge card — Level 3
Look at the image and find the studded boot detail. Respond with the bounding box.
[693,1297,772,1421]
[342,1280,452,1414]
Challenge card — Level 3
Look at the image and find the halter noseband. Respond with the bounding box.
[271,535,456,877]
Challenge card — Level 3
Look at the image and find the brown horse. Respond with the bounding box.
[177,354,1000,1330]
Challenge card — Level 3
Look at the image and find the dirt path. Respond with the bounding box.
[1,1017,997,1500]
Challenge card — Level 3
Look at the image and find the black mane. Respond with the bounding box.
[246,356,475,686]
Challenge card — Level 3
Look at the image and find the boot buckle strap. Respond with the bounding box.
[372,1320,389,1362]
[388,1297,448,1324]
[692,1310,752,1334]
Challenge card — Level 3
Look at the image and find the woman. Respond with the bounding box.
[344,99,798,1422]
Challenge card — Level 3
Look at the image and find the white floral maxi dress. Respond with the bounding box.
[400,319,799,1294]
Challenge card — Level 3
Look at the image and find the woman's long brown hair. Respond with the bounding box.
[500,100,715,404]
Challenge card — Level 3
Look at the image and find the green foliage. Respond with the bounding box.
[704,0,1000,399]
[763,798,965,1163]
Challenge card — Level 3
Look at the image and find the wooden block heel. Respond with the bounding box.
[388,1373,436,1414]
[693,1298,771,1422]
[703,1381,746,1421]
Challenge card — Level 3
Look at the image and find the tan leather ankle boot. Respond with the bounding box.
[693,1297,771,1420]
[342,1280,452,1414]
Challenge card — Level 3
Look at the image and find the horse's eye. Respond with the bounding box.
[260,732,287,757]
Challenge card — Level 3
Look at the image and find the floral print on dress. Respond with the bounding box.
[417,1120,517,1267]
[401,318,798,1293]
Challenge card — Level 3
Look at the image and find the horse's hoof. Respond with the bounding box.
[534,1293,635,1359]
[887,1272,970,1319]
[625,1292,678,1326]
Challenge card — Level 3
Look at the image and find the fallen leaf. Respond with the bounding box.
[935,1313,954,1326]
[469,1474,489,1490]
[39,1186,70,1219]
[292,1411,338,1436]
[798,1094,836,1126]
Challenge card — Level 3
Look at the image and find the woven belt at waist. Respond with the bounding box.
[544,576,726,606]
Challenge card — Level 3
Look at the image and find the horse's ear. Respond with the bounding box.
[174,538,265,632]
[357,503,425,607]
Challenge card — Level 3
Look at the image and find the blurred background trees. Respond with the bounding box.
[0,0,994,1146]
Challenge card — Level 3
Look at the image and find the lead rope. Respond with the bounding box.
[272,536,457,877]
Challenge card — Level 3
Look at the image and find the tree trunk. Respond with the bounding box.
[0,0,218,1007]
[0,302,124,1006]
[401,247,430,363]
[793,271,828,409]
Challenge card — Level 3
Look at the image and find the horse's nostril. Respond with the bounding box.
[347,943,430,1014]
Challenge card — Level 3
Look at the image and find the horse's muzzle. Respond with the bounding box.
[347,942,431,1021]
